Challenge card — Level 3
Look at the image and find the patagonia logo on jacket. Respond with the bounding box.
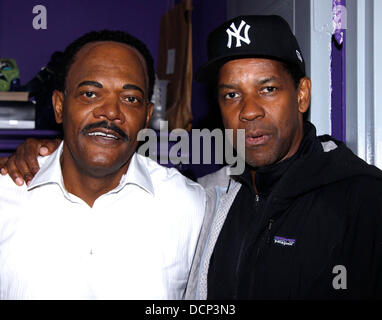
[274,236,296,246]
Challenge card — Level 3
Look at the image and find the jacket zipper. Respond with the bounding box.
[266,219,274,244]
[234,193,276,298]
[235,192,260,269]
[256,218,274,259]
[234,216,275,298]
[233,191,260,299]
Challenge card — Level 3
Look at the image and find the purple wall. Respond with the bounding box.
[331,34,346,142]
[191,0,226,129]
[188,0,227,178]
[0,0,168,84]
[0,0,226,125]
[330,0,346,142]
[0,0,226,179]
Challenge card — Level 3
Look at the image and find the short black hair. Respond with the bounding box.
[281,61,305,89]
[56,30,155,101]
[281,61,310,120]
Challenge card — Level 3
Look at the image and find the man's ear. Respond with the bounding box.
[52,90,64,124]
[297,77,311,114]
[145,102,154,128]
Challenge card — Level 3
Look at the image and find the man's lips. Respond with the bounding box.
[245,129,272,146]
[87,129,120,140]
[81,121,129,142]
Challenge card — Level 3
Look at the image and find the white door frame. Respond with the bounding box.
[346,0,382,168]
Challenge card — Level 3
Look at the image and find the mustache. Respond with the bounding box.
[81,121,129,141]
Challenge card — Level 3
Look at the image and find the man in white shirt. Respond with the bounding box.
[0,30,205,299]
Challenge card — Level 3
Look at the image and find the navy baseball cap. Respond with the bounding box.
[196,15,306,82]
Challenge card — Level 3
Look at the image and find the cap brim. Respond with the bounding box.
[196,53,255,82]
[196,53,305,83]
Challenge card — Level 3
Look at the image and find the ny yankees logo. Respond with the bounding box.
[226,20,251,48]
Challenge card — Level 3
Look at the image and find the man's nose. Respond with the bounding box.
[93,95,125,123]
[239,96,265,122]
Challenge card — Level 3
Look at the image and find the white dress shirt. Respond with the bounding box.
[0,142,205,300]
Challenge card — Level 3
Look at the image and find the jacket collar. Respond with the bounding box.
[233,121,322,195]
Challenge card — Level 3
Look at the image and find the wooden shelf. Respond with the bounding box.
[0,91,29,102]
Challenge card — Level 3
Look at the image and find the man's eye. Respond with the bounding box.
[123,96,141,104]
[224,92,239,99]
[262,86,277,93]
[82,91,96,98]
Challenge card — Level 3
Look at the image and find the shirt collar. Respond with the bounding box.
[27,142,155,196]
[118,153,155,196]
[27,141,65,192]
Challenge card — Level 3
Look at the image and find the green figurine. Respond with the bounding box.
[0,58,20,91]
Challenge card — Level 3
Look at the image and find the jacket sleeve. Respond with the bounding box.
[184,188,217,299]
[341,176,382,298]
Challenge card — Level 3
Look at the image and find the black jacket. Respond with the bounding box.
[237,124,382,299]
[188,122,382,300]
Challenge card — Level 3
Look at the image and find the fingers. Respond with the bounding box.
[7,138,47,186]
[0,137,62,186]
[16,138,62,185]
[39,138,62,156]
[5,153,26,186]
[0,157,9,175]
[20,138,46,184]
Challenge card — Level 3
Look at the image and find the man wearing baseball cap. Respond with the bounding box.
[1,15,382,300]
[185,15,382,299]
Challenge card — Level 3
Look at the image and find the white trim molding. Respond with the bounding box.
[346,0,381,168]
[309,0,333,136]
